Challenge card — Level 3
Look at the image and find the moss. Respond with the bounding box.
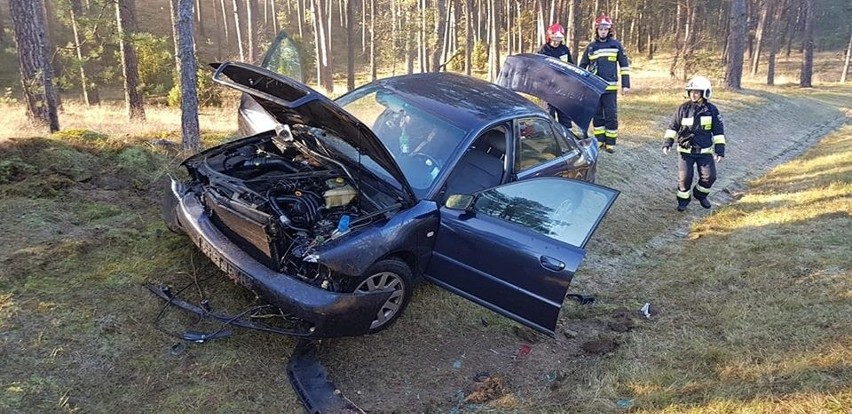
[0,159,37,184]
[51,128,109,143]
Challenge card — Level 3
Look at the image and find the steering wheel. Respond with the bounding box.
[399,152,441,190]
[553,195,581,231]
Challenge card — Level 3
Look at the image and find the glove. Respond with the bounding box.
[662,145,671,155]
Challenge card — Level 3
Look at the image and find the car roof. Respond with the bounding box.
[367,72,546,133]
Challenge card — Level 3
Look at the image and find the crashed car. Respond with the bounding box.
[160,34,618,338]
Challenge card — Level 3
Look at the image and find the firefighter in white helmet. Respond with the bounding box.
[662,76,726,211]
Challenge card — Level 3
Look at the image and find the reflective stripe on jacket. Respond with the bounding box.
[537,43,574,64]
[579,37,630,91]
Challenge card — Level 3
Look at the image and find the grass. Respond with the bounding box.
[591,123,852,413]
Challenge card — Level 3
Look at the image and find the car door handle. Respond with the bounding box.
[540,255,566,271]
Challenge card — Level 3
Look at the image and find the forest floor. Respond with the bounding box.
[0,73,849,412]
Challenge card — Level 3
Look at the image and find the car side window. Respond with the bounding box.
[261,33,303,82]
[472,178,618,248]
[554,123,579,154]
[515,118,564,171]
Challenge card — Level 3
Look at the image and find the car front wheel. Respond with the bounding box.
[349,259,413,333]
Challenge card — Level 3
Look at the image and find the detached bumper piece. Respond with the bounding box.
[288,340,366,414]
[146,284,314,337]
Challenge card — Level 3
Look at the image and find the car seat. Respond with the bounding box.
[443,130,506,197]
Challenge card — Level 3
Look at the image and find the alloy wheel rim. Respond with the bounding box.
[356,271,405,329]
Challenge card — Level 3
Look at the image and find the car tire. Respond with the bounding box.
[348,259,414,334]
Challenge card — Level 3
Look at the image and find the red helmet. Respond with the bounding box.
[546,24,565,42]
[594,14,613,29]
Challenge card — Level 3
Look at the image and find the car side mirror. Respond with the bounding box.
[444,194,475,211]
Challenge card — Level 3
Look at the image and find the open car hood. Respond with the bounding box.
[497,54,607,129]
[212,62,415,202]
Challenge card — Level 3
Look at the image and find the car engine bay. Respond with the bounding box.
[183,126,392,289]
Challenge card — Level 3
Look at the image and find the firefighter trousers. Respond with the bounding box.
[677,153,716,203]
[548,104,573,130]
[593,93,618,146]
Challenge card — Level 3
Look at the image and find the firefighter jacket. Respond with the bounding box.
[579,36,630,92]
[537,43,574,64]
[663,100,726,156]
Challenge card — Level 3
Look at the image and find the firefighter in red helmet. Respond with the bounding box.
[579,14,631,153]
[537,23,575,129]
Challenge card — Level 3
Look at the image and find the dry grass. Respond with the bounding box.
[597,123,852,413]
[0,99,240,142]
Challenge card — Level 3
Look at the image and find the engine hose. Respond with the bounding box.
[274,195,317,224]
[240,157,300,172]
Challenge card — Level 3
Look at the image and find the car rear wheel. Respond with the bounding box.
[350,259,413,333]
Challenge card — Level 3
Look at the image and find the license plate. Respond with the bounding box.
[196,236,251,288]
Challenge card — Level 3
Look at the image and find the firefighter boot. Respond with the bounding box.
[604,144,616,153]
[698,197,712,209]
[676,189,691,212]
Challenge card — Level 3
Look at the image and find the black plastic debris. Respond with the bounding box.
[287,340,365,414]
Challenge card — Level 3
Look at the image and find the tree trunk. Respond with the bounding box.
[724,0,746,90]
[680,1,697,81]
[270,0,278,34]
[312,0,333,92]
[766,0,789,86]
[247,0,258,63]
[346,0,356,90]
[799,0,813,87]
[569,0,581,62]
[297,0,304,38]
[176,0,200,151]
[169,0,180,68]
[69,0,98,106]
[487,0,499,81]
[369,0,376,80]
[431,0,447,72]
[465,0,472,75]
[211,0,224,59]
[232,0,245,61]
[195,0,205,37]
[750,0,774,76]
[669,2,682,79]
[0,5,6,45]
[219,0,230,47]
[842,30,851,83]
[41,0,62,106]
[115,0,145,120]
[9,0,59,132]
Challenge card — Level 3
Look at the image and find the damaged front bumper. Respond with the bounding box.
[161,176,393,338]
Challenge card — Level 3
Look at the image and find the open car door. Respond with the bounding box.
[497,54,608,132]
[426,178,618,336]
[238,31,305,135]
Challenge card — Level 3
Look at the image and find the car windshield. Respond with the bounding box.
[336,86,467,198]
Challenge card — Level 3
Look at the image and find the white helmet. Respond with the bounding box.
[685,76,712,99]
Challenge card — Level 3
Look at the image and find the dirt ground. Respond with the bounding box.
[0,86,848,413]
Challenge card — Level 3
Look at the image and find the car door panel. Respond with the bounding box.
[427,209,585,335]
[427,178,619,335]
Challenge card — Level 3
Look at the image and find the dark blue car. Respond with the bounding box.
[160,34,618,338]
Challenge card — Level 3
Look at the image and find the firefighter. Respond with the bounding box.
[662,76,726,212]
[537,23,574,129]
[579,14,630,153]
[537,23,574,64]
